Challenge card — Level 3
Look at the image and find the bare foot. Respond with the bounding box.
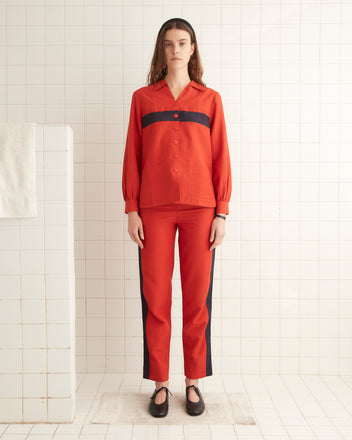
[154,381,168,404]
[185,377,200,402]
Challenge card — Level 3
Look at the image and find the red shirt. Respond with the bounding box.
[122,79,232,214]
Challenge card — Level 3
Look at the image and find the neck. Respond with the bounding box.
[164,69,191,88]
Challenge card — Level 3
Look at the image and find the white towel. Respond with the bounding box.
[0,123,37,218]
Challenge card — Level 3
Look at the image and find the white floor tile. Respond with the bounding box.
[3,426,33,434]
[52,436,80,440]
[54,424,83,435]
[106,425,133,436]
[27,436,56,440]
[158,424,183,436]
[1,436,29,440]
[80,425,108,435]
[29,425,58,435]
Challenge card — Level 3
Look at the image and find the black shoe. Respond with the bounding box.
[185,384,205,416]
[148,386,173,418]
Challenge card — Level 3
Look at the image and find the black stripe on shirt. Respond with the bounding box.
[142,110,210,129]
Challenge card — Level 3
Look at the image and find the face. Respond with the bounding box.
[163,28,195,72]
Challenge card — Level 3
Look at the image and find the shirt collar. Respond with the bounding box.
[154,79,206,92]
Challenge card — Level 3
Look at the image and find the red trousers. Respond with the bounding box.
[138,203,216,382]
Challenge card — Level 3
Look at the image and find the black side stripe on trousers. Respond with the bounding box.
[205,208,217,376]
[138,245,150,379]
[142,110,210,129]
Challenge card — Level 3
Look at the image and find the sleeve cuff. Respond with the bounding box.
[125,200,139,213]
[216,201,229,215]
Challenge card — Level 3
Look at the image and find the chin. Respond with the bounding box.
[168,64,186,70]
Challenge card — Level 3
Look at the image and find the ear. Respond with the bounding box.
[191,43,195,55]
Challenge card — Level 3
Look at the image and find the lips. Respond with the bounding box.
[172,58,181,60]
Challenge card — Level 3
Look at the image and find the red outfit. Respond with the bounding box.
[122,79,232,382]
[122,79,232,215]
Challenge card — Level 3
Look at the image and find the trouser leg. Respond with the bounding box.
[138,206,176,382]
[177,205,216,379]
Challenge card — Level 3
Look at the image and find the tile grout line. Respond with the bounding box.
[103,0,107,381]
[317,0,321,378]
[298,0,302,375]
[337,0,341,379]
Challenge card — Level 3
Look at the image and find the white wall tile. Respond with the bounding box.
[0,399,22,423]
[23,398,47,423]
[22,324,46,349]
[23,374,47,398]
[45,275,71,299]
[22,348,46,374]
[48,373,73,398]
[48,349,72,374]
[0,325,21,349]
[0,276,20,299]
[20,227,44,250]
[22,300,46,324]
[46,300,71,324]
[0,252,20,275]
[0,227,19,250]
[0,350,22,373]
[47,324,71,349]
[0,300,21,323]
[45,250,71,275]
[0,374,22,398]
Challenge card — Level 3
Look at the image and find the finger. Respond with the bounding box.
[210,231,225,250]
[136,238,144,249]
[137,231,144,248]
[209,231,216,250]
[139,225,144,240]
[133,231,144,248]
[209,225,216,242]
[210,236,220,249]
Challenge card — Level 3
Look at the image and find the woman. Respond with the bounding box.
[122,17,232,418]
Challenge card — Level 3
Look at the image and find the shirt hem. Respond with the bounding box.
[139,198,217,210]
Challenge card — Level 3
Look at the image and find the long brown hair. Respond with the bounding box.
[146,18,206,87]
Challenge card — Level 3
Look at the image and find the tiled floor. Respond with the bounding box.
[0,374,352,440]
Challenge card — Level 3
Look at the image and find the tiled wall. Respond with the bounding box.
[0,125,75,422]
[1,0,352,379]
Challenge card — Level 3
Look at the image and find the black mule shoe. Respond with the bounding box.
[149,386,173,417]
[185,384,205,416]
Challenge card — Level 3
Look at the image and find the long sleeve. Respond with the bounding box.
[122,91,142,214]
[210,91,232,215]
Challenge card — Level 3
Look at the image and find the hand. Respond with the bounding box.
[127,211,144,249]
[209,214,226,251]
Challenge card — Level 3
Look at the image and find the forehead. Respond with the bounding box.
[163,28,191,42]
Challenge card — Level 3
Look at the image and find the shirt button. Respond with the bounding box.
[173,139,178,145]
[173,153,179,158]
[173,113,178,118]
[173,126,178,130]
[173,168,178,173]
